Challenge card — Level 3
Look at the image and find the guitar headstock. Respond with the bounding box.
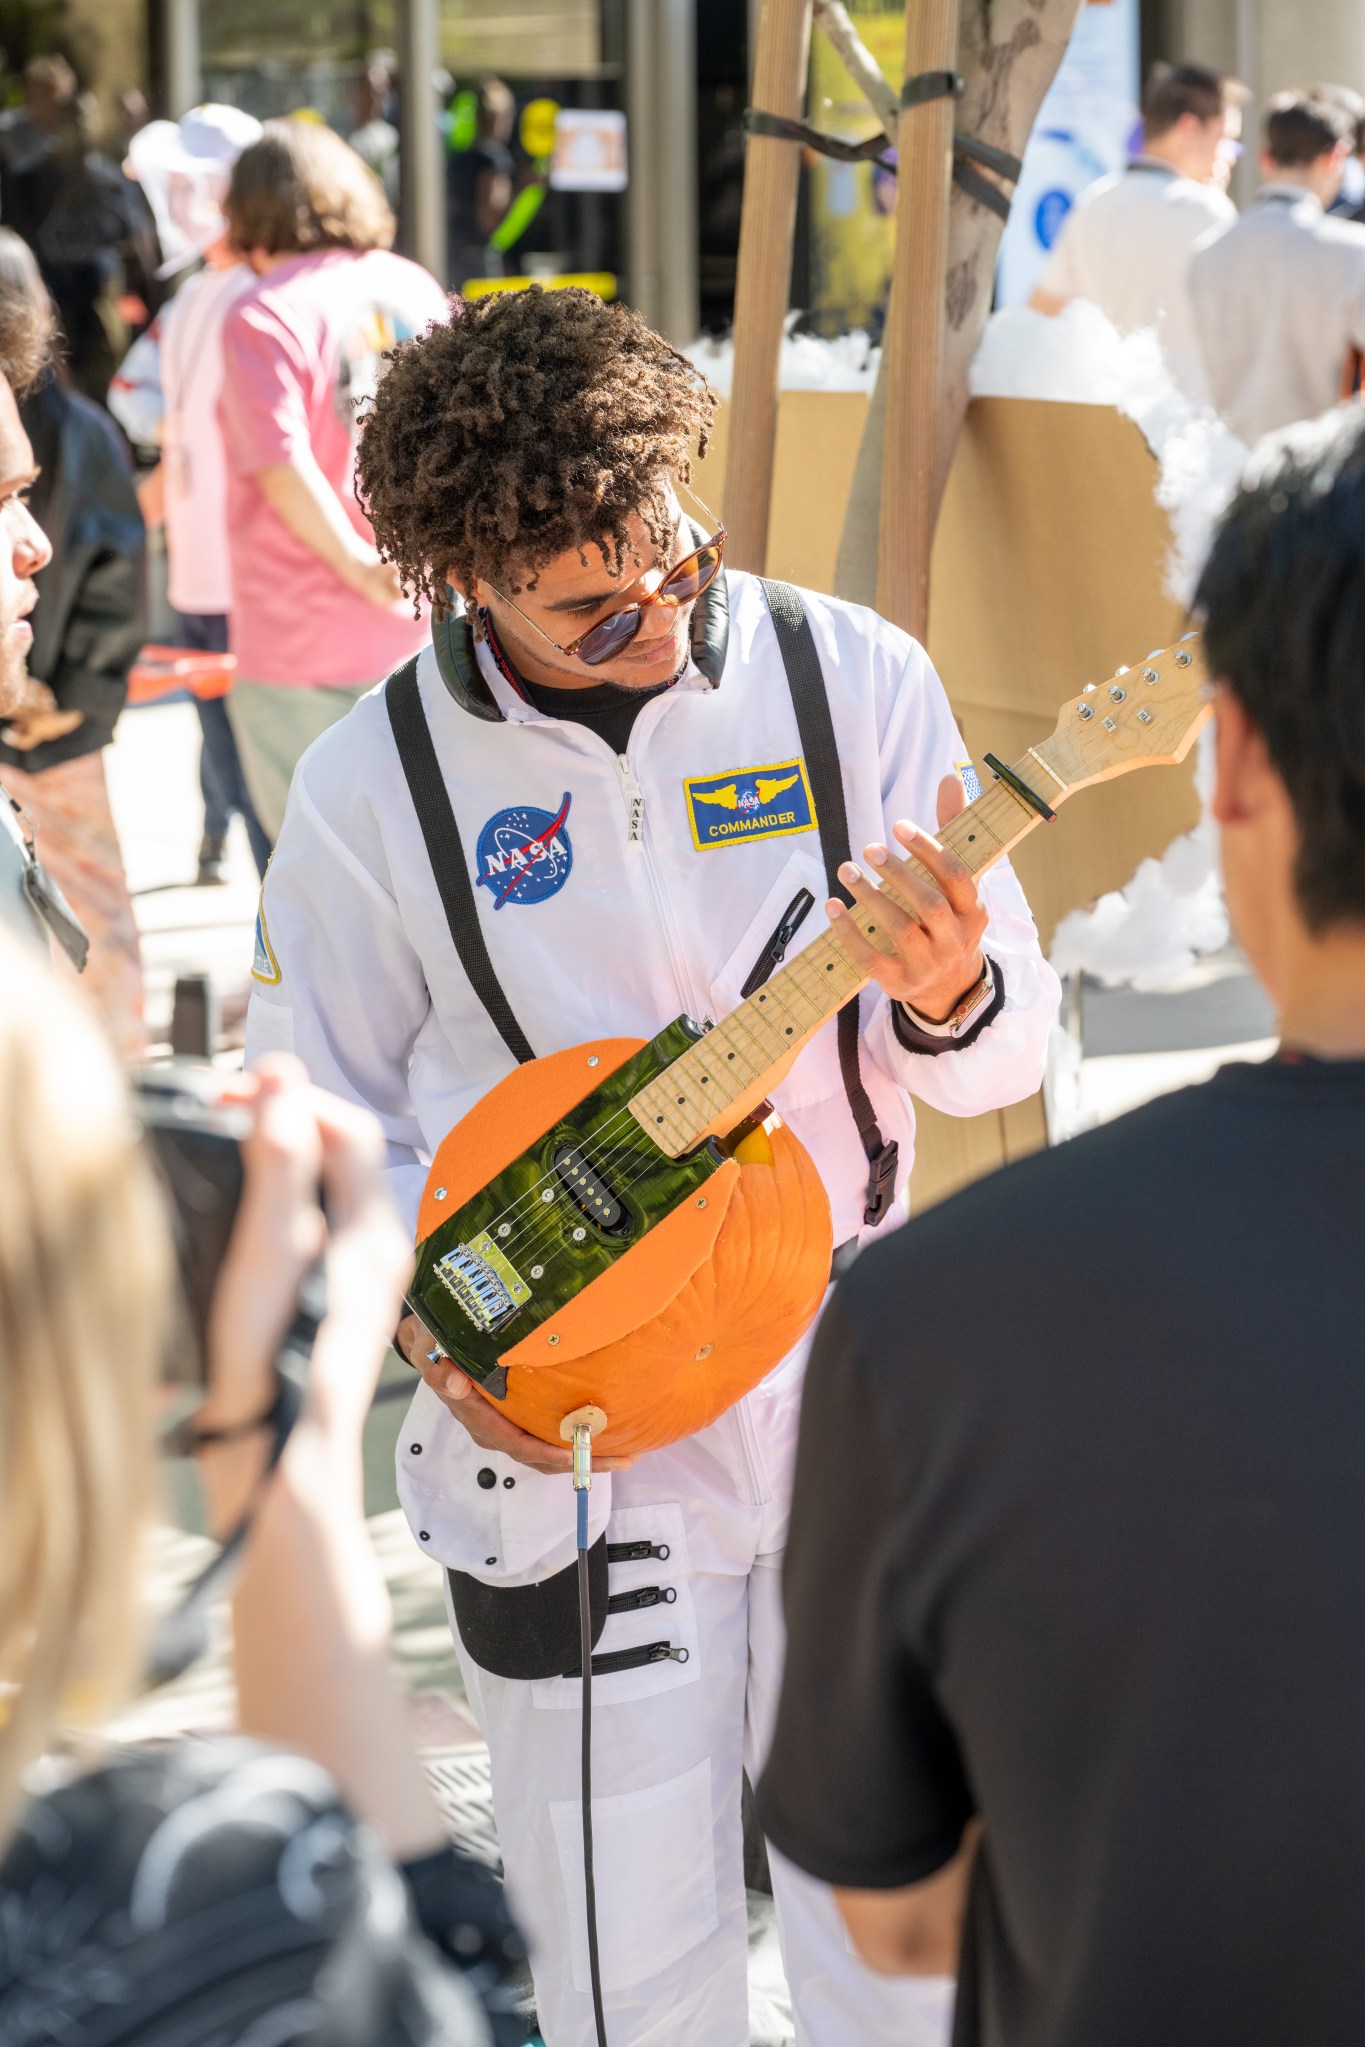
[1043,631,1212,794]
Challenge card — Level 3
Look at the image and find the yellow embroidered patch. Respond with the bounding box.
[684,758,817,852]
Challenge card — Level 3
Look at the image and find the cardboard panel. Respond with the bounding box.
[693,392,868,595]
[928,399,1186,719]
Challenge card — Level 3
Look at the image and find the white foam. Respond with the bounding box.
[686,323,880,399]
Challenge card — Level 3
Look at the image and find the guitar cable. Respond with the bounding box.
[572,1421,610,2047]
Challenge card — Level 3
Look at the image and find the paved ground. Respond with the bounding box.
[105,697,1277,2043]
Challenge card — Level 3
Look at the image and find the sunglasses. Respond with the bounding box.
[486,510,727,667]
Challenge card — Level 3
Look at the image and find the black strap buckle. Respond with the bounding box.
[902,69,964,109]
[863,1138,900,1227]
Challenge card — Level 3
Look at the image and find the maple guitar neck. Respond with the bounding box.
[627,740,1067,1159]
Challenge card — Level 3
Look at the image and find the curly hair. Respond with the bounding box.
[225,119,394,259]
[354,286,717,616]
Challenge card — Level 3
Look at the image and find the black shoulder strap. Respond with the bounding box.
[385,654,536,1066]
[757,580,899,1227]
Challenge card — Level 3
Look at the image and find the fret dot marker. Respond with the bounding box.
[677,1095,685,1104]
[785,1027,793,1036]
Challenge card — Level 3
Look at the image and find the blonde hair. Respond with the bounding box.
[225,118,396,257]
[0,932,172,1844]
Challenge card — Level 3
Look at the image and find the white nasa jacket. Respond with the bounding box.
[245,571,1060,1584]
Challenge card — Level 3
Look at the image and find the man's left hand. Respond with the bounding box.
[827,771,988,1025]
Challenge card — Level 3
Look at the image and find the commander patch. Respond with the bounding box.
[684,758,816,852]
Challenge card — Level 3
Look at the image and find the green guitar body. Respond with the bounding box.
[408,1016,723,1393]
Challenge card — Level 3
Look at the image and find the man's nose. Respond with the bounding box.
[15,505,51,576]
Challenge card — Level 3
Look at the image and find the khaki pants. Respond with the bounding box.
[227,680,372,843]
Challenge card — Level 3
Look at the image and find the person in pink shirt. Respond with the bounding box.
[219,121,447,838]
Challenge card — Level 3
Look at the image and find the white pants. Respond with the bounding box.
[448,1381,954,2047]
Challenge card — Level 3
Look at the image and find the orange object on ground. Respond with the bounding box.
[127,644,236,705]
[416,1035,834,1460]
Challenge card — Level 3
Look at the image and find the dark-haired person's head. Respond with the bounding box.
[1141,61,1246,185]
[1261,89,1352,202]
[0,227,53,717]
[355,285,719,693]
[1196,405,1365,1009]
[225,117,395,269]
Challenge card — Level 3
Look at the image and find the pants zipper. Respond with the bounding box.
[566,1639,689,1678]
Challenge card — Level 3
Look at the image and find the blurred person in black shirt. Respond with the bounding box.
[5,86,158,401]
[447,79,516,290]
[759,401,1365,2047]
[0,230,147,1059]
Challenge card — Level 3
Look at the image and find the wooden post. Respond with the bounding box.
[723,0,814,572]
[876,0,960,638]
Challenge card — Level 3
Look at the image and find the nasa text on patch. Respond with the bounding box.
[475,793,574,909]
[684,758,817,852]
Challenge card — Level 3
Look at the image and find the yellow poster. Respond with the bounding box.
[806,1,903,337]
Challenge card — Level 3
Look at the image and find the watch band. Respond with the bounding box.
[902,957,995,1037]
[892,958,1006,1057]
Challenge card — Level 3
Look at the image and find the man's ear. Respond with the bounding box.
[1212,684,1276,828]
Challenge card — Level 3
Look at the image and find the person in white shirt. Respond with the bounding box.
[245,286,1060,2047]
[1031,60,1244,404]
[1189,91,1365,446]
[114,105,271,885]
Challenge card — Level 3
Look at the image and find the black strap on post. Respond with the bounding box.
[742,96,1020,224]
[902,69,964,108]
[385,654,537,1067]
[743,107,895,169]
[757,580,899,1228]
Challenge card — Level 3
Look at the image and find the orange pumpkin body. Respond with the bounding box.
[417,1037,834,1460]
[488,1118,832,1458]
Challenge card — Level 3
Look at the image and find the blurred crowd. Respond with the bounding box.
[0,50,530,1069]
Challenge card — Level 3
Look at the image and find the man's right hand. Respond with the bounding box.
[396,1313,634,1475]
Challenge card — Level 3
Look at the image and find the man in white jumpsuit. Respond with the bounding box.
[245,287,1060,2046]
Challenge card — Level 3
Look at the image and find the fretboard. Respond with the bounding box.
[629,742,1068,1155]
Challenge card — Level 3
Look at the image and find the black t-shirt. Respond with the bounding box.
[519,671,674,757]
[758,1055,1365,2047]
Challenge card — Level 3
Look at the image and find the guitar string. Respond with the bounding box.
[441,777,1036,1267]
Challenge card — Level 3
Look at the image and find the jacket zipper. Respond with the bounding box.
[616,749,707,1023]
[607,1539,670,1563]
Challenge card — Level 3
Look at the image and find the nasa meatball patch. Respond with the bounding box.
[684,758,817,851]
[475,792,574,909]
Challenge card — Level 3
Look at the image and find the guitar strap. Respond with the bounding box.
[758,580,898,1227]
[385,654,536,1066]
[385,588,898,1224]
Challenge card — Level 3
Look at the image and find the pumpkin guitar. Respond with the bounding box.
[408,633,1211,1458]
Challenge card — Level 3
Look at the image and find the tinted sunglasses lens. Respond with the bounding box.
[576,605,643,665]
[662,545,722,606]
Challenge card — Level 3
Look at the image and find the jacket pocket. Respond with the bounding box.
[708,844,845,1111]
[549,1756,718,1994]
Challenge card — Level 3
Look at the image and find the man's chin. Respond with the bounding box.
[0,652,27,721]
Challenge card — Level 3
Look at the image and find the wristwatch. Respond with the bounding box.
[901,956,997,1039]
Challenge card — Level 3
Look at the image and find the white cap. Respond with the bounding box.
[125,104,264,277]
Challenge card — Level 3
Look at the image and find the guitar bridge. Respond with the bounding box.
[435,1233,531,1333]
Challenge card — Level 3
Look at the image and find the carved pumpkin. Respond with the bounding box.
[480,1118,833,1459]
